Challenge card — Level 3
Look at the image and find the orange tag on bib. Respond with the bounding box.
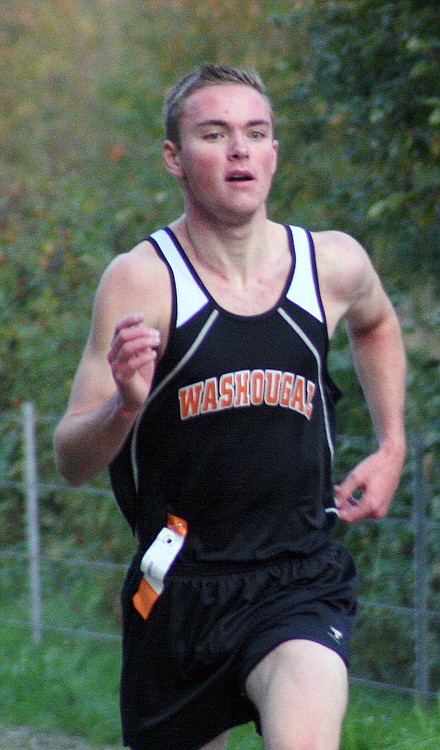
[132,514,187,619]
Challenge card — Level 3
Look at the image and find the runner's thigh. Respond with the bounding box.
[245,639,348,750]
[200,730,230,750]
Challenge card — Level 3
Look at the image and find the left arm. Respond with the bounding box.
[335,299,407,523]
[316,231,407,524]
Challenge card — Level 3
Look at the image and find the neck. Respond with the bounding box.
[175,213,272,282]
[169,215,291,316]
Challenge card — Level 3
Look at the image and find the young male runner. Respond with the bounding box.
[54,65,407,750]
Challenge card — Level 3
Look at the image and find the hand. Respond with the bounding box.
[107,313,161,410]
[334,444,405,524]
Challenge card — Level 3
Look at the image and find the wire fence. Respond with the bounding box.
[1,403,439,703]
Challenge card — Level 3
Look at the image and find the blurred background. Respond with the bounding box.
[0,1,439,748]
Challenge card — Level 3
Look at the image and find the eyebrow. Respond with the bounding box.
[195,118,272,130]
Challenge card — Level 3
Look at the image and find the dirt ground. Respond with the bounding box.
[0,726,121,750]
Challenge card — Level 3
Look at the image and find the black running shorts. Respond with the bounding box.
[120,542,358,750]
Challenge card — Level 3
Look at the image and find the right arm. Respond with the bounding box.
[54,245,170,485]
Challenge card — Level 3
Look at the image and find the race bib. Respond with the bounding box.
[132,514,187,619]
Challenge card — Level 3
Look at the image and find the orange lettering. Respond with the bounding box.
[306,381,316,419]
[201,377,219,413]
[178,383,203,419]
[264,370,281,405]
[279,372,294,407]
[219,373,234,409]
[290,375,306,414]
[234,371,250,406]
[250,370,265,405]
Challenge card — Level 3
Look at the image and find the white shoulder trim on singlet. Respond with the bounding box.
[150,228,209,328]
[286,226,324,323]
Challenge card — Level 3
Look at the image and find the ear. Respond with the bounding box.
[164,140,185,179]
[271,139,279,177]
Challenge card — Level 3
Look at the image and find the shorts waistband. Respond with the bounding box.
[168,546,333,578]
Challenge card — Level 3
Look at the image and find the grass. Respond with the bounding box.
[1,623,440,749]
[1,625,121,746]
[342,689,440,750]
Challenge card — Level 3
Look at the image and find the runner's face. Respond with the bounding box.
[165,84,278,223]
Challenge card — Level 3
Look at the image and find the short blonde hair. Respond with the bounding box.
[164,64,274,148]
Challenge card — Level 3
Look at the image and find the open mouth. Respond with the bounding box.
[227,173,253,182]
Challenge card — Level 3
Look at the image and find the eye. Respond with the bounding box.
[249,130,267,140]
[203,131,223,141]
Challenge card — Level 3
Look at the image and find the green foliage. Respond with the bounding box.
[1,0,438,421]
[272,0,440,289]
[1,0,439,727]
[0,0,296,415]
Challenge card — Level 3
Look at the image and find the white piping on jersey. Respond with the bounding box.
[152,225,323,327]
[150,228,209,327]
[130,309,220,493]
[277,306,335,462]
[286,226,324,323]
[284,229,338,515]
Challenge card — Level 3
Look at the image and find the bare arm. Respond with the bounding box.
[336,298,407,523]
[316,231,407,523]
[54,245,170,485]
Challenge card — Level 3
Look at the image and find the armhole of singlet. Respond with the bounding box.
[286,225,326,325]
[147,232,178,332]
[148,228,209,328]
[288,226,342,403]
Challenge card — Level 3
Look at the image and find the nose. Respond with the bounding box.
[227,133,249,160]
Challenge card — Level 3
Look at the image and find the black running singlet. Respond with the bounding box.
[110,225,342,561]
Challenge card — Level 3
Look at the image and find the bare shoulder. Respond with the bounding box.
[58,240,172,417]
[311,230,390,335]
[100,240,170,303]
[94,239,172,332]
[312,230,371,294]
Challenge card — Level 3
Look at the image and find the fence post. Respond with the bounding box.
[412,433,429,703]
[22,401,43,644]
